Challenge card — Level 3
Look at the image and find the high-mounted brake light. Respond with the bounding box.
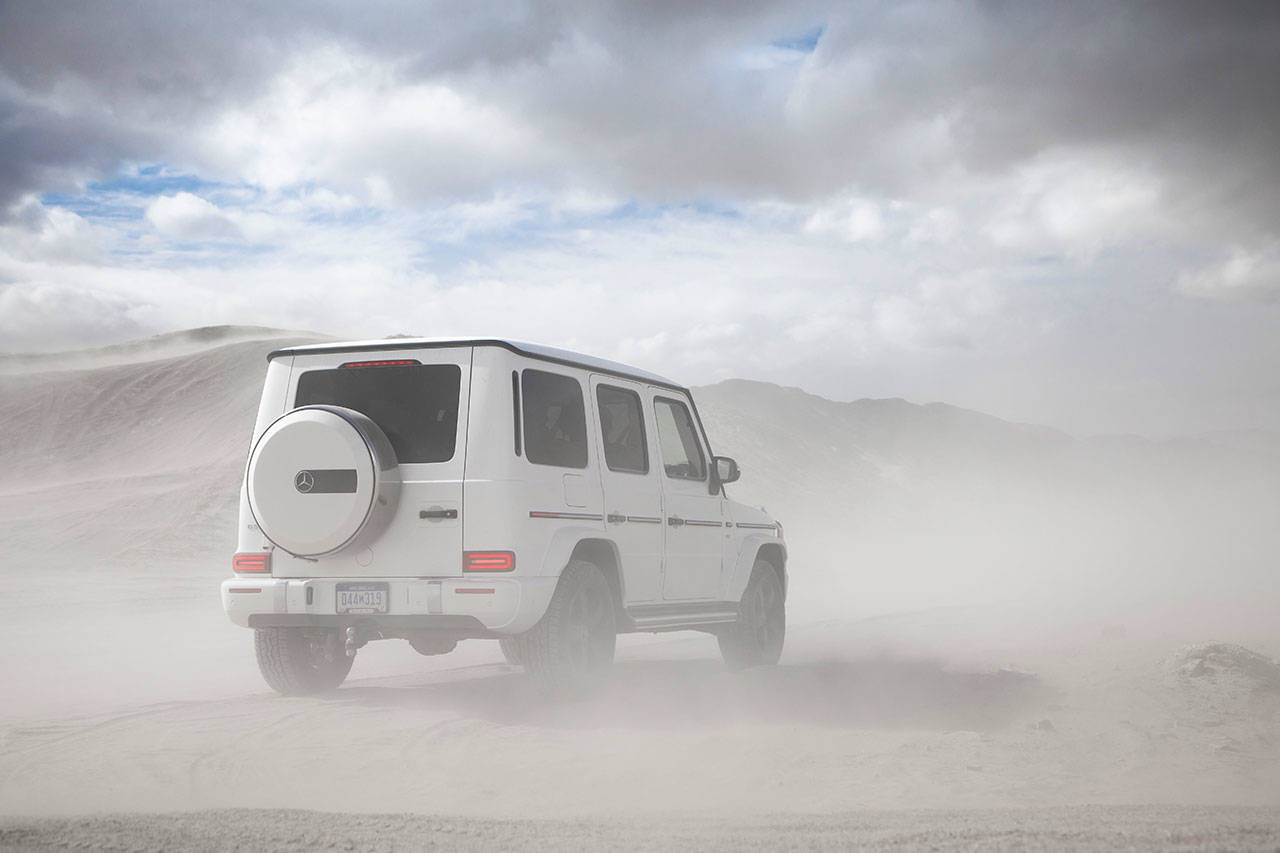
[339,359,421,368]
[233,552,271,573]
[463,551,515,572]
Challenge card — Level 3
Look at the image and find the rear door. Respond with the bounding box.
[652,391,724,600]
[590,376,663,604]
[275,346,471,577]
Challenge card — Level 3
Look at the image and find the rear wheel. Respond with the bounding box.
[498,637,524,665]
[719,560,785,670]
[254,627,354,695]
[516,560,616,693]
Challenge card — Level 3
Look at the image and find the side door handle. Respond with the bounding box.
[419,509,458,520]
[607,513,627,525]
[667,516,685,527]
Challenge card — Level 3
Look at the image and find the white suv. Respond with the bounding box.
[222,338,786,694]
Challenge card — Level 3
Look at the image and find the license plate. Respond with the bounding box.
[336,583,389,614]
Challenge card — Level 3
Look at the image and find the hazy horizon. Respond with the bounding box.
[8,323,1279,442]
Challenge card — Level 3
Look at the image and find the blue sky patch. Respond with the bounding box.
[772,25,824,53]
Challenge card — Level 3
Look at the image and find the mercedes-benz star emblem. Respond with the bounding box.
[294,470,315,493]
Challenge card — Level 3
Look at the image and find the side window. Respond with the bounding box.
[596,384,648,474]
[521,369,588,469]
[654,396,706,481]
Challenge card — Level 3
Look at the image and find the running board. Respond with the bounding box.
[625,601,740,631]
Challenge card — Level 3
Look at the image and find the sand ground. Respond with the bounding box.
[4,806,1280,851]
[1,574,1277,849]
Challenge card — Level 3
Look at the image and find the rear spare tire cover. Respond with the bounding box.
[247,405,401,557]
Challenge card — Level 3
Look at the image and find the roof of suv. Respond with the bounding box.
[269,337,683,390]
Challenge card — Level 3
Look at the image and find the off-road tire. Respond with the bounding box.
[255,627,354,695]
[498,637,524,665]
[516,559,616,693]
[719,560,785,671]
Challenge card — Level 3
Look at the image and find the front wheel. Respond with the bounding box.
[719,561,785,670]
[254,627,354,695]
[515,559,616,693]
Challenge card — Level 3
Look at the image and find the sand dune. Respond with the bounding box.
[0,325,327,375]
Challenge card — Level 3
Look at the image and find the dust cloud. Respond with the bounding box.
[0,328,1277,846]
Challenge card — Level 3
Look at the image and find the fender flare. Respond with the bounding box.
[726,536,788,603]
[536,524,617,579]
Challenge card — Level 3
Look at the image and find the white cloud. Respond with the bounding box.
[904,206,961,248]
[203,48,552,204]
[804,197,885,243]
[871,271,1000,352]
[146,192,240,241]
[1176,245,1280,302]
[0,198,105,264]
[981,153,1164,258]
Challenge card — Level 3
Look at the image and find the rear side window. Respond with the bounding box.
[295,364,461,463]
[596,384,648,474]
[521,369,588,469]
[654,397,706,480]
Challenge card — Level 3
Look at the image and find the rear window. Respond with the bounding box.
[521,369,588,469]
[295,364,461,463]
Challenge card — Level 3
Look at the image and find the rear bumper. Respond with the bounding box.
[247,613,488,631]
[221,575,558,635]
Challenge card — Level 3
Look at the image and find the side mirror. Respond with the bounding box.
[713,455,740,487]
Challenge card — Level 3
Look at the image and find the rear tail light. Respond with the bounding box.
[233,552,271,573]
[463,551,515,572]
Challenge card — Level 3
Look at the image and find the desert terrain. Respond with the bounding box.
[0,327,1277,849]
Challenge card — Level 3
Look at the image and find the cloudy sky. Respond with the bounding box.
[1,1,1277,436]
